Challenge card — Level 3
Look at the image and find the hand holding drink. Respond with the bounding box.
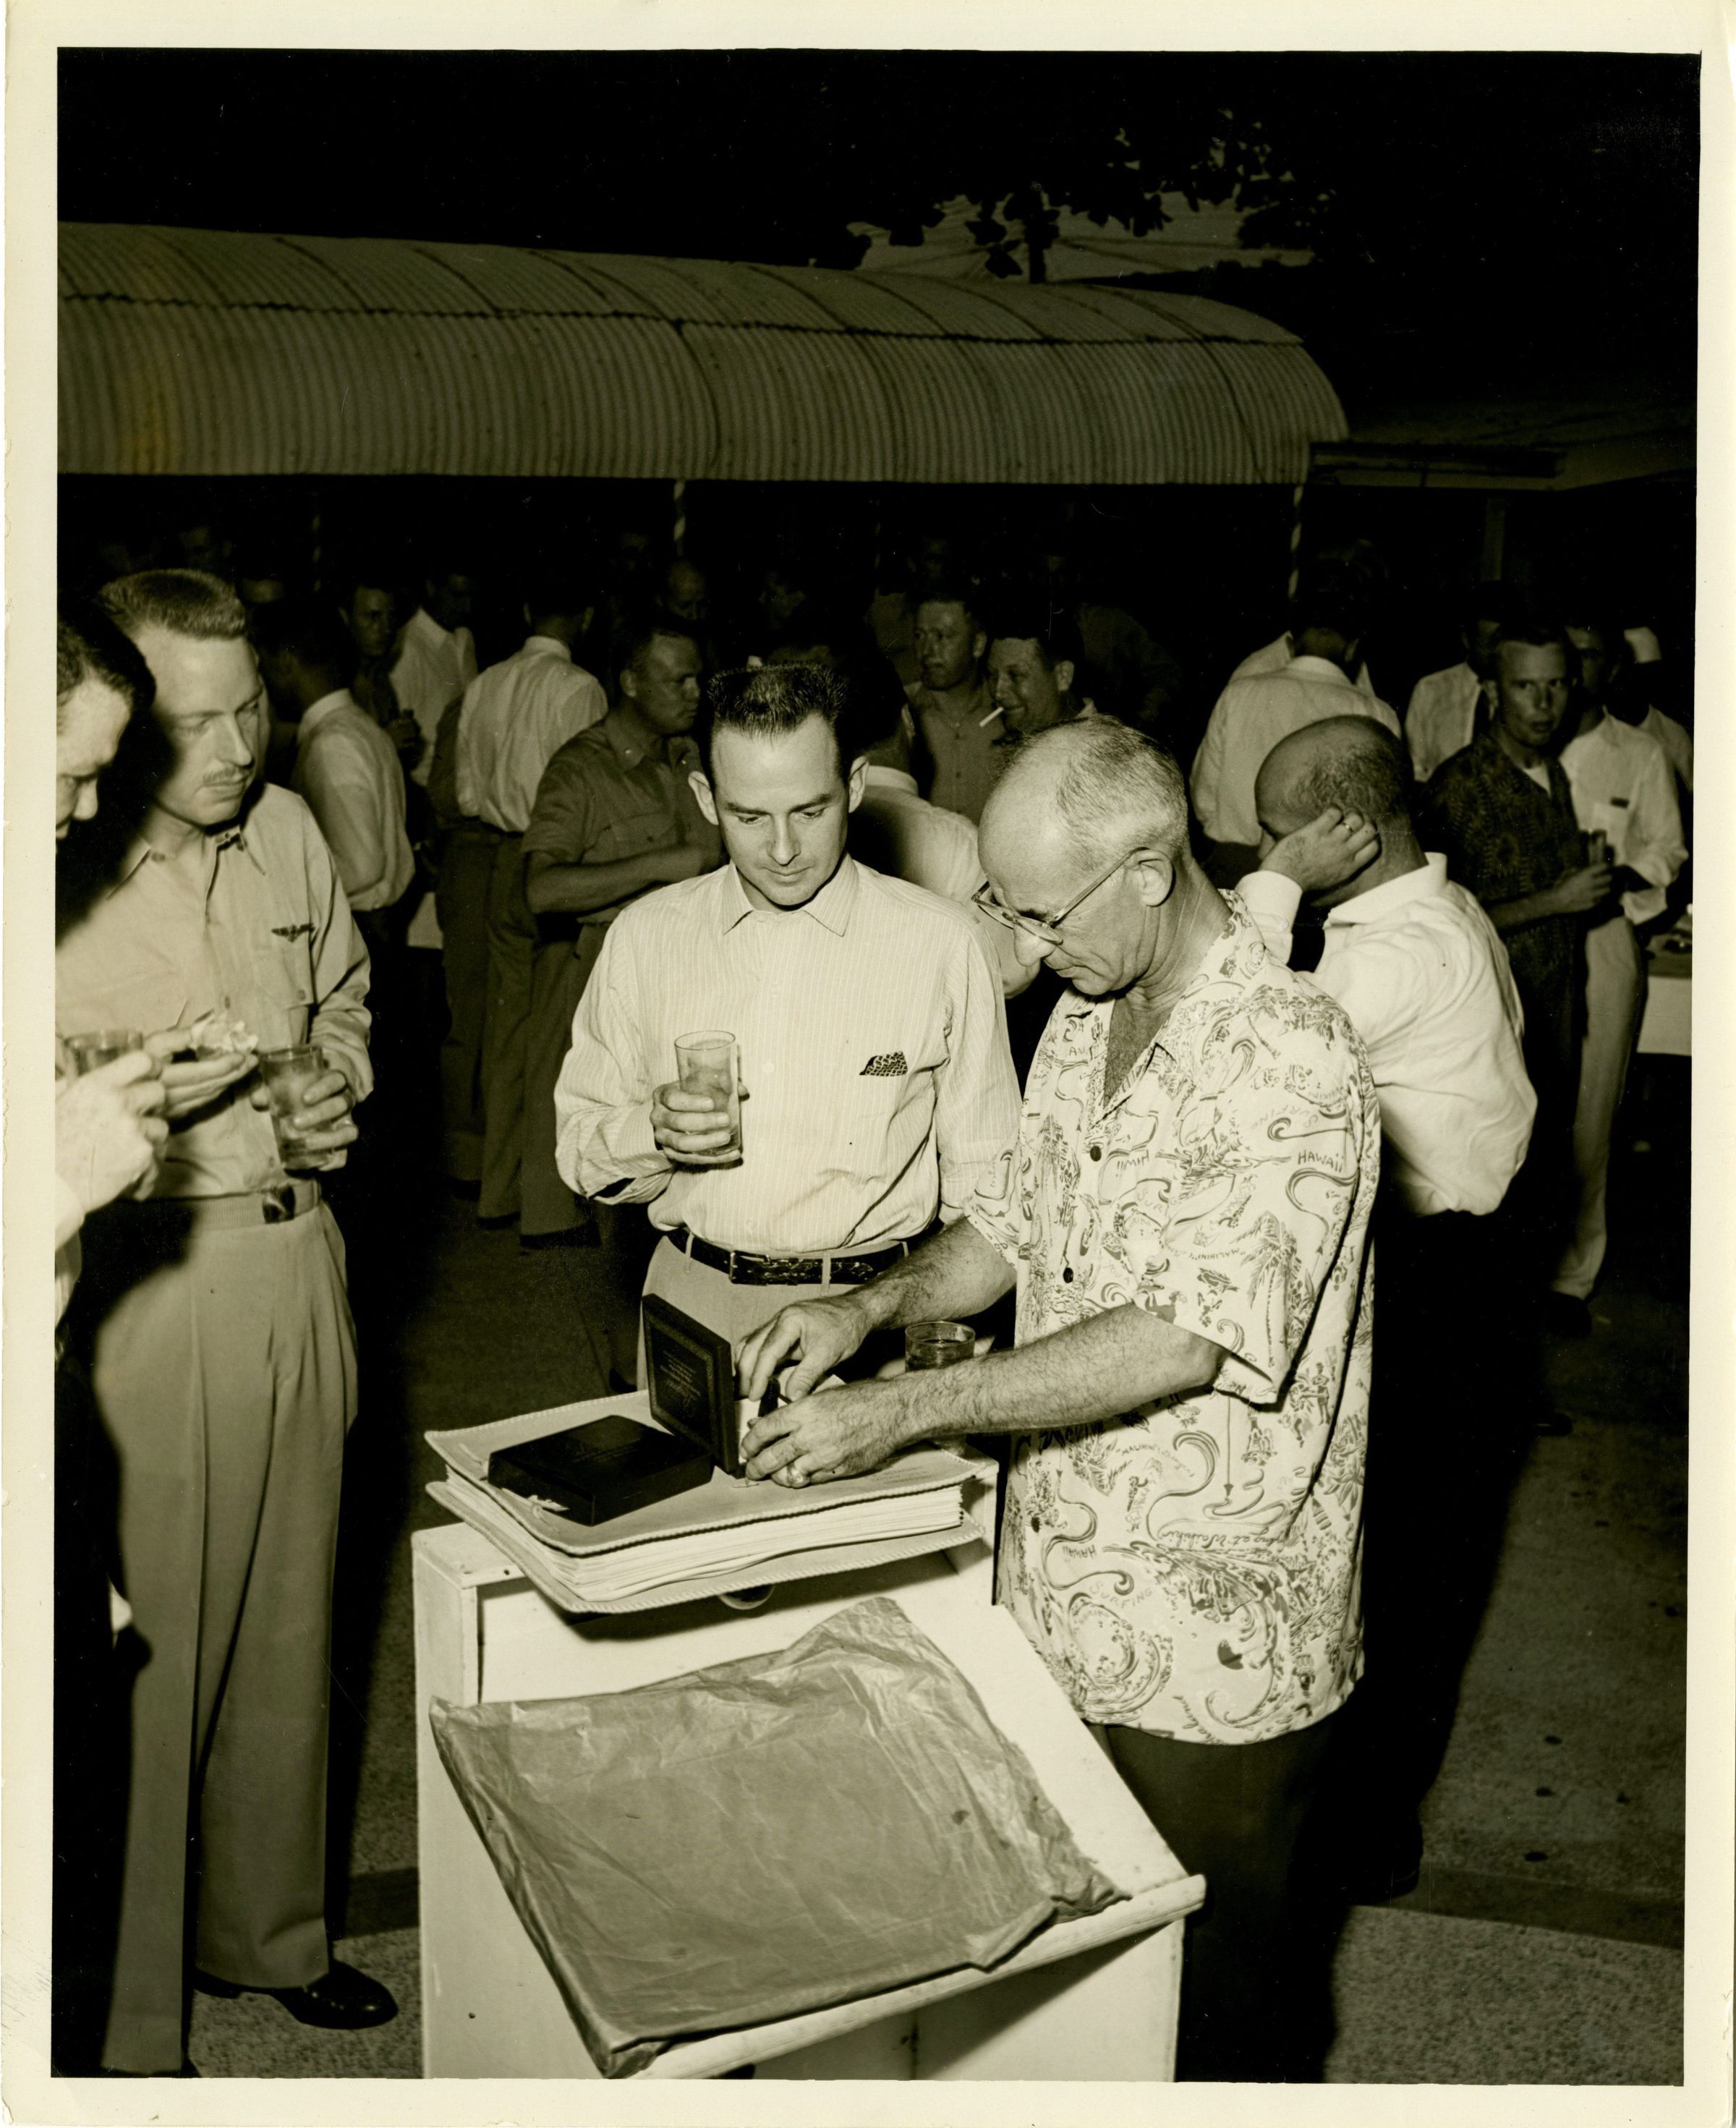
[652,1031,744,1167]
[250,1044,359,1170]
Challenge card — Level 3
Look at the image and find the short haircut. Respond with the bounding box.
[57,593,156,728]
[984,595,1084,673]
[697,663,850,783]
[99,567,249,646]
[616,610,699,680]
[523,568,595,629]
[1289,573,1370,644]
[1556,605,1628,653]
[914,581,985,631]
[1489,618,1576,670]
[835,653,914,757]
[332,560,404,608]
[1279,719,1414,830]
[250,599,360,691]
[1000,718,1191,870]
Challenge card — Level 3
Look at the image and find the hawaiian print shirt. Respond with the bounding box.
[967,893,1380,1745]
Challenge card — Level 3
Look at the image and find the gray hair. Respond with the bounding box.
[999,718,1191,870]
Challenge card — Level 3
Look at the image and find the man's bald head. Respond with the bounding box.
[1255,717,1413,842]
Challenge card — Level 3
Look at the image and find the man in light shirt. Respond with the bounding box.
[1241,716,1535,1898]
[390,556,480,967]
[1550,619,1687,1332]
[1191,579,1400,880]
[1404,582,1510,783]
[906,581,1001,822]
[555,663,1019,1355]
[456,576,608,1226]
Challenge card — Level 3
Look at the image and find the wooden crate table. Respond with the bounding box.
[414,1453,1204,2082]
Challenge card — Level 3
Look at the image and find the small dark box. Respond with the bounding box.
[487,1413,712,1525]
[642,1295,744,1477]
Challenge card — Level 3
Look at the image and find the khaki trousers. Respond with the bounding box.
[1554,914,1646,1301]
[76,1201,357,2072]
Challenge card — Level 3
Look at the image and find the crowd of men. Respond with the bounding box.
[51,516,1689,2082]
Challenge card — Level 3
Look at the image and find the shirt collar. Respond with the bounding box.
[600,705,667,770]
[1326,852,1449,925]
[1285,654,1355,683]
[861,765,918,795]
[109,805,268,893]
[522,634,572,663]
[299,687,355,741]
[718,854,860,936]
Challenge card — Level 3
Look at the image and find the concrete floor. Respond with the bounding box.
[178,1050,1689,2085]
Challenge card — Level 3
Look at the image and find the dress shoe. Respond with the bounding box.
[1535,1409,1575,1437]
[1542,1292,1594,1340]
[1340,1817,1424,1904]
[195,1959,397,2030]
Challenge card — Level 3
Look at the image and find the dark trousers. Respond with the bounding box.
[435,822,501,1186]
[479,835,533,1222]
[1102,1711,1340,2082]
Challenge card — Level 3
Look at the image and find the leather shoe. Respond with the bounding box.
[195,1959,398,2030]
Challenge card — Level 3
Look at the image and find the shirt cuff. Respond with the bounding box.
[54,1174,85,1255]
[1236,869,1303,929]
[963,1203,1021,1271]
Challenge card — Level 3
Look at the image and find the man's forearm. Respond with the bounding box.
[1487,888,1560,934]
[847,1216,1015,1337]
[896,1300,1222,1442]
[525,850,668,916]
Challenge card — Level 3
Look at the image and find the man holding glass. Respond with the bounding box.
[54,570,391,2074]
[737,719,1380,2083]
[553,663,1018,1355]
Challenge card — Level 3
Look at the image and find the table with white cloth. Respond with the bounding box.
[414,1390,1204,2082]
[1638,923,1691,1056]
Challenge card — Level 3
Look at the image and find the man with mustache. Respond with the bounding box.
[55,569,391,2074]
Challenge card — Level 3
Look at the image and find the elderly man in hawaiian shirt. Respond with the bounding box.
[740,718,1379,2084]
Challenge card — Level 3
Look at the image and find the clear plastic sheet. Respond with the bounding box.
[430,1595,1124,2076]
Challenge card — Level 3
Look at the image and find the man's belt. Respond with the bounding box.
[118,1178,323,1230]
[665,1224,927,1287]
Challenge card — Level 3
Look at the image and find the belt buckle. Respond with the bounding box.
[261,1183,296,1224]
[755,1255,814,1287]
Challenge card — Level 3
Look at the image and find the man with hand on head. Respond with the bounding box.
[56,569,390,2074]
[52,597,170,2074]
[740,719,1381,2082]
[1241,716,1534,1899]
[553,663,1018,1356]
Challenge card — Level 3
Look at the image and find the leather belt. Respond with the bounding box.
[666,1224,927,1287]
[120,1178,323,1230]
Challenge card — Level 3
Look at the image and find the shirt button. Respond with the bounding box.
[1089,1144,1102,1161]
[1062,1267,1074,1283]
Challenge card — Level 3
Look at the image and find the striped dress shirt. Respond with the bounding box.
[554,856,1020,1254]
[455,636,608,832]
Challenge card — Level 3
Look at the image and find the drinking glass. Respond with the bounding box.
[65,1029,142,1076]
[673,1031,741,1165]
[904,1321,975,1371]
[258,1043,329,1165]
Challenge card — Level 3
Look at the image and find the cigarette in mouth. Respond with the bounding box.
[978,705,1005,728]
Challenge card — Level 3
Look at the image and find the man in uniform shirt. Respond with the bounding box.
[554,663,1018,1355]
[1550,618,1686,1331]
[739,718,1381,2082]
[335,562,414,756]
[56,569,392,2072]
[456,575,608,1225]
[1241,718,1535,1896]
[906,582,1001,822]
[519,621,717,1304]
[1191,580,1400,881]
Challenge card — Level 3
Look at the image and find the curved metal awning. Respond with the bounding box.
[59,222,1346,485]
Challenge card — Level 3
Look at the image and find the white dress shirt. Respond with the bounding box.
[1405,662,1485,783]
[1231,632,1377,700]
[1191,655,1403,847]
[851,765,1032,998]
[1238,856,1536,1217]
[555,856,1020,1255]
[1560,713,1686,925]
[456,636,608,833]
[391,606,478,790]
[292,688,416,911]
[1638,705,1693,795]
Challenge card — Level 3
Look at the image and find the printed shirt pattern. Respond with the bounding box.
[968,893,1380,1745]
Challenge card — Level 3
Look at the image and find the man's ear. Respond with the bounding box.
[689,769,720,827]
[1053,659,1076,697]
[846,757,868,814]
[1128,849,1176,906]
[621,667,640,705]
[971,629,988,663]
[900,702,916,746]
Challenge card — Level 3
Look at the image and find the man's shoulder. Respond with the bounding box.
[246,780,331,863]
[605,867,722,941]
[854,862,979,941]
[1212,908,1369,1067]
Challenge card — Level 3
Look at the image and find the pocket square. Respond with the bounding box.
[860,1051,907,1077]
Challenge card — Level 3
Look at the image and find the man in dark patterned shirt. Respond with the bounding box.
[1421,621,1612,1416]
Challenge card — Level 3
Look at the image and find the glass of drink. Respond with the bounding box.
[905,1321,975,1371]
[1586,828,1610,866]
[258,1043,330,1166]
[673,1031,741,1166]
[65,1029,143,1076]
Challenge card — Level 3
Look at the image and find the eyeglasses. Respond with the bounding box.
[971,848,1138,948]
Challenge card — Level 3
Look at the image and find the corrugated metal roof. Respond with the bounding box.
[59,221,1346,484]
